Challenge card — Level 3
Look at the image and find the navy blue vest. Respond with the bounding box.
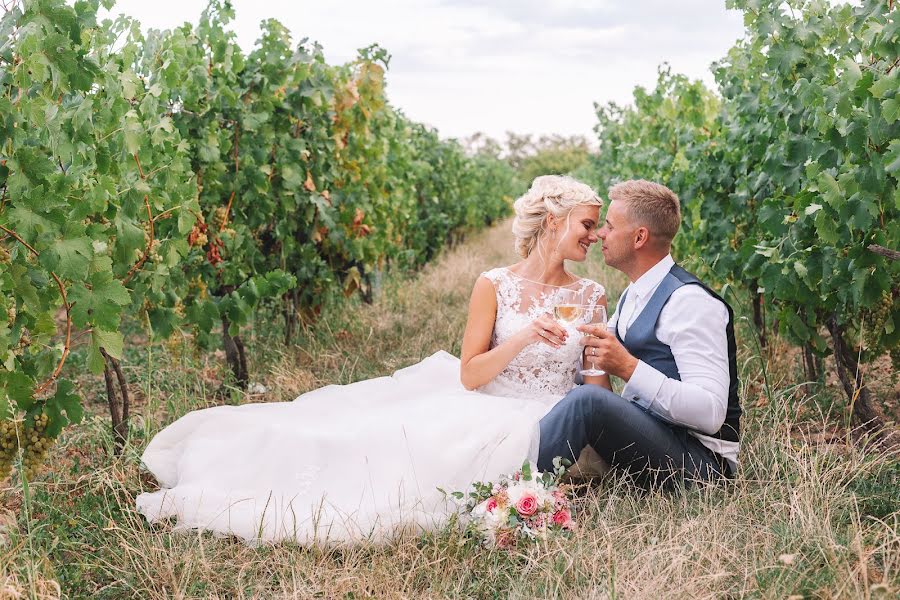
[615,264,741,443]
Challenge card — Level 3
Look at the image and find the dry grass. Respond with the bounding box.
[1,220,898,599]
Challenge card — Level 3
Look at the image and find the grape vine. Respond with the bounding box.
[0,0,520,477]
[589,0,899,437]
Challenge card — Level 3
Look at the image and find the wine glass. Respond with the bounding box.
[552,287,585,326]
[580,304,608,377]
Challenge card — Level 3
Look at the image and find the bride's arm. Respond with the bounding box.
[459,277,566,390]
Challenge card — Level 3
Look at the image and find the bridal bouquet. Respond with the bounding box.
[446,459,575,549]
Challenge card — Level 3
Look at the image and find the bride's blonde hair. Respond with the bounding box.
[512,175,603,259]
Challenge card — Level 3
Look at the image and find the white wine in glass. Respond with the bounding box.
[552,286,585,325]
[580,304,608,377]
[553,304,584,323]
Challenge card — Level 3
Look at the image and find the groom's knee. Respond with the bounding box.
[560,385,624,421]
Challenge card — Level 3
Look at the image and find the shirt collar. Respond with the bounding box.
[628,254,675,301]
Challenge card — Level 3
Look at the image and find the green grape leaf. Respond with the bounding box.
[186,299,219,334]
[41,236,93,281]
[0,370,35,415]
[87,329,124,375]
[243,112,269,131]
[32,312,57,338]
[885,140,900,175]
[120,70,140,100]
[819,172,843,207]
[124,111,144,155]
[9,264,40,308]
[43,379,82,438]
[69,271,131,329]
[883,98,900,124]
[41,32,80,87]
[6,206,57,240]
[850,195,878,230]
[768,43,803,73]
[114,217,145,263]
[12,147,56,184]
[869,71,898,99]
[815,207,840,244]
[839,57,862,89]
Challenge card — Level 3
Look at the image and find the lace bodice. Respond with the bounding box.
[476,267,606,403]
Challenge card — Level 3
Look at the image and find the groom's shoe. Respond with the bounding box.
[568,445,611,480]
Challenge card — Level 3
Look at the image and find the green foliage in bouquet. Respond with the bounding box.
[442,459,576,551]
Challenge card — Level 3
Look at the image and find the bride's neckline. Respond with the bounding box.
[503,267,583,288]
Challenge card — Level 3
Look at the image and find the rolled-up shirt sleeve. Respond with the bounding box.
[621,287,730,435]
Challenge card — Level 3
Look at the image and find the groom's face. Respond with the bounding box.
[597,201,635,269]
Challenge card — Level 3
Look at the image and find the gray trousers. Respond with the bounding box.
[537,385,729,488]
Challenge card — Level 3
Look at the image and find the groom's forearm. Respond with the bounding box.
[622,361,728,434]
[610,355,639,382]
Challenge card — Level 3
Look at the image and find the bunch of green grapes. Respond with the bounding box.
[21,410,54,481]
[863,291,897,351]
[0,419,21,482]
[213,206,229,230]
[187,275,208,300]
[173,297,186,319]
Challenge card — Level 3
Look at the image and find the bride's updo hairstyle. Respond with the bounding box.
[512,175,602,259]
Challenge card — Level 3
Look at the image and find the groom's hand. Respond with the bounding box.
[577,324,639,381]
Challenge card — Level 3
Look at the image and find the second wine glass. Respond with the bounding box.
[580,304,608,377]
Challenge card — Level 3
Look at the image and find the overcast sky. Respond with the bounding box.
[104,1,746,142]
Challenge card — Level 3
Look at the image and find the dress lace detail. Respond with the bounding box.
[477,267,605,401]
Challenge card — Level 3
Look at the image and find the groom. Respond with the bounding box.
[537,180,741,486]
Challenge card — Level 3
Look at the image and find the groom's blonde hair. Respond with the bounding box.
[608,180,681,245]
[512,175,602,259]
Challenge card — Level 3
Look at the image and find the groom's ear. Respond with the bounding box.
[633,226,651,249]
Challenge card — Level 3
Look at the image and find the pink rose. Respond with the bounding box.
[485,497,498,513]
[552,509,573,529]
[515,492,538,517]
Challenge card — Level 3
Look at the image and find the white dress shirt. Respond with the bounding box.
[609,255,739,470]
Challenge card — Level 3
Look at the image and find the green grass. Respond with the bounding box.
[1,221,898,599]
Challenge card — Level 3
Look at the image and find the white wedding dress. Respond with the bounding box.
[136,268,605,544]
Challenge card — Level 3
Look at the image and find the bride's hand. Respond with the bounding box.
[520,314,568,349]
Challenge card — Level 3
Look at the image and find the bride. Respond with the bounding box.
[136,175,608,544]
